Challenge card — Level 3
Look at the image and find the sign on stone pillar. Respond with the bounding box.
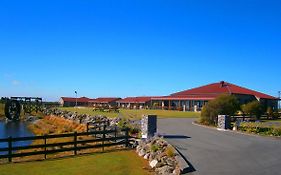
[217,115,231,130]
[141,115,157,139]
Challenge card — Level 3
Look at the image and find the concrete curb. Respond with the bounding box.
[173,146,196,174]
[192,121,281,140]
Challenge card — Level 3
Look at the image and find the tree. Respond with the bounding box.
[241,101,263,120]
[200,94,240,125]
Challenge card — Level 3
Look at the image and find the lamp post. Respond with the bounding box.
[75,91,78,108]
[278,91,281,109]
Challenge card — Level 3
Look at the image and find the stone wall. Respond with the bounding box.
[136,137,181,175]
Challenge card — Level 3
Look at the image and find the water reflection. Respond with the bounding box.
[0,121,34,155]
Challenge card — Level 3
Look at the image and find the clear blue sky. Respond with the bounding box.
[0,0,280,101]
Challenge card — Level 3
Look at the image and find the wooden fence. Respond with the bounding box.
[0,126,129,163]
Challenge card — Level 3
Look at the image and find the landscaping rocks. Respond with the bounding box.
[136,137,180,175]
[156,165,174,175]
[24,116,40,123]
[149,159,159,169]
[42,108,113,128]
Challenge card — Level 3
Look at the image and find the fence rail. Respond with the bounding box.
[0,126,129,163]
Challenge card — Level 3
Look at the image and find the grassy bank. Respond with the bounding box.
[0,150,152,175]
[58,107,200,119]
[29,116,86,135]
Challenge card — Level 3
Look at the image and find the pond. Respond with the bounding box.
[0,120,34,155]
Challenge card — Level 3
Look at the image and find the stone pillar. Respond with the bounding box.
[217,115,231,130]
[141,115,157,139]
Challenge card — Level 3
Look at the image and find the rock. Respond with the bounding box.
[155,165,174,175]
[172,168,181,175]
[138,149,146,157]
[166,158,176,168]
[149,152,157,161]
[156,152,167,161]
[150,159,158,168]
[136,145,141,152]
[144,153,150,160]
[156,161,166,168]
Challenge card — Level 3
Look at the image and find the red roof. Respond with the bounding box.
[152,94,217,101]
[61,97,92,103]
[117,97,158,104]
[171,81,277,100]
[89,97,121,104]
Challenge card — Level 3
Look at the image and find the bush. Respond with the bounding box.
[165,145,175,157]
[272,128,281,136]
[117,119,141,136]
[239,122,281,136]
[150,144,160,153]
[241,101,263,120]
[117,118,129,130]
[200,94,240,125]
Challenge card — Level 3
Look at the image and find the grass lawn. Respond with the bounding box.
[58,107,120,118]
[121,109,200,119]
[58,107,200,119]
[0,150,152,175]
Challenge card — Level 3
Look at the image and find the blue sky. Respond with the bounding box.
[0,0,280,101]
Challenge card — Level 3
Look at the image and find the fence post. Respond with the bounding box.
[125,128,129,148]
[115,126,117,143]
[102,125,106,152]
[8,136,12,163]
[87,123,89,133]
[44,134,47,160]
[74,132,77,155]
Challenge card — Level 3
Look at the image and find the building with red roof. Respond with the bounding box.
[59,97,93,107]
[59,81,279,111]
[89,97,121,107]
[117,96,158,109]
[151,81,278,112]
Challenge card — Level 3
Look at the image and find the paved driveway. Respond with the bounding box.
[158,118,281,175]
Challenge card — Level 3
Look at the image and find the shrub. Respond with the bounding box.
[200,94,240,125]
[150,144,160,153]
[241,101,263,120]
[272,128,281,136]
[165,145,175,157]
[239,122,281,136]
[117,118,128,130]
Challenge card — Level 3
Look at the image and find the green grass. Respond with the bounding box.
[0,150,152,175]
[120,109,200,119]
[58,107,200,119]
[58,107,120,118]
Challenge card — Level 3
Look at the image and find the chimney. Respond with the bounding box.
[220,81,225,87]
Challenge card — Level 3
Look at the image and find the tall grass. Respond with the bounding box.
[29,116,86,135]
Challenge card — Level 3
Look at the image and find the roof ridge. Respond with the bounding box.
[171,82,218,96]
